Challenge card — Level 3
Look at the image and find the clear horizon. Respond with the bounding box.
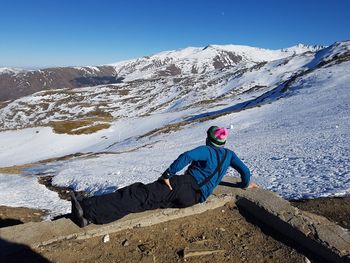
[1,0,349,68]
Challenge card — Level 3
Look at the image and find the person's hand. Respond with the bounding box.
[163,178,173,191]
[247,181,259,189]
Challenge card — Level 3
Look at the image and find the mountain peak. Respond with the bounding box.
[281,43,325,54]
[0,67,25,75]
[108,42,328,81]
[202,44,215,50]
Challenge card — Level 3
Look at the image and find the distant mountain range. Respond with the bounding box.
[0,41,349,131]
[0,66,120,102]
[0,43,324,102]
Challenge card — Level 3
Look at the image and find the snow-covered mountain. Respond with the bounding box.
[0,41,349,217]
[0,67,25,74]
[0,43,323,102]
[109,43,324,81]
[0,42,334,130]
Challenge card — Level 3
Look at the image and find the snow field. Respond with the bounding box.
[0,42,349,217]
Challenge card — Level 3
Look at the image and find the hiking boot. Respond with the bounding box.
[70,192,89,227]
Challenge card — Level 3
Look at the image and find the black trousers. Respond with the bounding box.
[81,174,201,224]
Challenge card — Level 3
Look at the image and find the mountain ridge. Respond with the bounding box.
[0,41,348,132]
[0,42,325,102]
[108,43,325,81]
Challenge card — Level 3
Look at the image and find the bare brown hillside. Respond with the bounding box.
[0,66,121,101]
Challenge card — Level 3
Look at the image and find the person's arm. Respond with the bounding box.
[230,151,251,188]
[162,146,209,179]
[161,146,209,190]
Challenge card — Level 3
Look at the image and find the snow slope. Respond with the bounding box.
[109,43,323,81]
[0,45,326,131]
[0,173,69,218]
[49,60,350,202]
[0,111,192,167]
[0,41,349,218]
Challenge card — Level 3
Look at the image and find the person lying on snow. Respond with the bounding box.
[71,126,258,227]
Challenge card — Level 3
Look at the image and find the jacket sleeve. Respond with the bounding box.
[165,146,209,178]
[230,151,251,188]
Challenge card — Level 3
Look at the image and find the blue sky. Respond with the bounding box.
[0,0,349,68]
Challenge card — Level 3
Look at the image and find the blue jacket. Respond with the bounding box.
[166,145,251,202]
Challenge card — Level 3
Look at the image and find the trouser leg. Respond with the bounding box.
[166,174,201,208]
[81,175,200,224]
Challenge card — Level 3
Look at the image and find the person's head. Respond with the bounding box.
[206,126,228,147]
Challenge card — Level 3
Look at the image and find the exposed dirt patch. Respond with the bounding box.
[3,204,307,263]
[0,152,88,175]
[85,109,113,119]
[213,51,242,69]
[37,152,89,164]
[291,196,350,229]
[0,100,11,109]
[1,196,349,262]
[0,206,45,228]
[37,176,89,201]
[138,121,192,139]
[157,64,181,77]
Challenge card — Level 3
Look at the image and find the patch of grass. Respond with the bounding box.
[117,89,130,96]
[0,164,34,174]
[73,123,111,134]
[49,108,113,135]
[38,152,88,163]
[139,121,191,139]
[85,109,113,119]
[0,152,90,175]
[50,117,111,135]
[120,96,143,103]
[189,98,218,107]
[0,101,11,109]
